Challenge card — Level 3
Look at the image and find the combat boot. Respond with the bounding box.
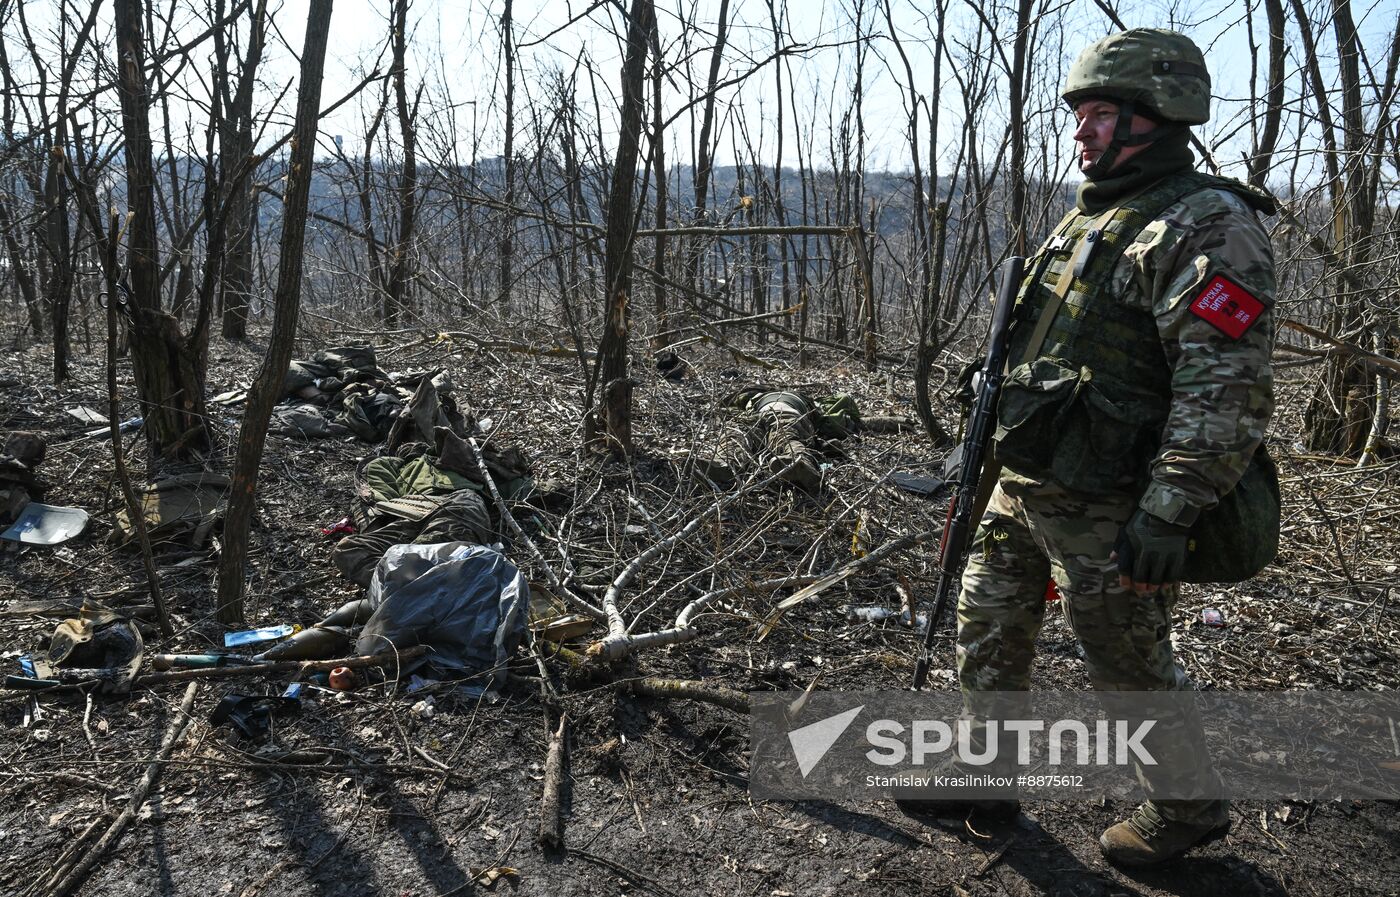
[1099,802,1230,866]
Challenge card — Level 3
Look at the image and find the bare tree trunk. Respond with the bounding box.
[1006,0,1032,257]
[1302,0,1374,455]
[219,0,267,340]
[355,88,390,316]
[385,0,418,327]
[498,0,516,308]
[885,0,950,445]
[1247,0,1287,187]
[46,119,74,381]
[587,0,655,457]
[113,0,210,459]
[216,0,334,624]
[649,15,668,346]
[0,196,43,338]
[685,0,732,293]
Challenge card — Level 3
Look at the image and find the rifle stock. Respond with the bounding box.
[912,256,1025,690]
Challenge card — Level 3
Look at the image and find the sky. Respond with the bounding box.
[11,0,1400,188]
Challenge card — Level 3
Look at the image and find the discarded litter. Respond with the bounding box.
[42,606,144,693]
[209,693,300,739]
[65,406,107,425]
[885,471,946,497]
[257,626,352,661]
[844,605,899,623]
[83,417,143,439]
[1,503,89,546]
[320,516,357,536]
[150,653,258,670]
[328,666,357,691]
[111,472,229,549]
[1202,607,1226,628]
[841,604,927,629]
[224,624,296,648]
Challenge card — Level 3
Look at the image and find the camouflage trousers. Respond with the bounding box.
[700,406,822,492]
[956,476,1226,824]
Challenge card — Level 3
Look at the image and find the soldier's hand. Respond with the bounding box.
[1113,509,1190,593]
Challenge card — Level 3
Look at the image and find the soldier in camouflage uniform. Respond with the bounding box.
[937,30,1276,865]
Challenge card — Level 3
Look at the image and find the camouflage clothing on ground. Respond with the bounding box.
[695,389,854,493]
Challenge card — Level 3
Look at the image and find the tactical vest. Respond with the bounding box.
[994,170,1228,494]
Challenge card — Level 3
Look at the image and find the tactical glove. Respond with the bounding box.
[1114,508,1191,589]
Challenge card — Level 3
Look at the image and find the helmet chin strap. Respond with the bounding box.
[1082,100,1185,179]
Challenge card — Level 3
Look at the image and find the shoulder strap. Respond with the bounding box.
[1016,171,1223,366]
[1018,207,1116,365]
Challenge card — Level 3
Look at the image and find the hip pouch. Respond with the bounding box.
[993,358,1162,494]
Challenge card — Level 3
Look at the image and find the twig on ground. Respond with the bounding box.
[466,435,607,621]
[44,681,199,897]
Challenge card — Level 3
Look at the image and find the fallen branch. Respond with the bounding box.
[130,647,427,688]
[589,460,801,658]
[535,645,751,715]
[465,436,607,621]
[758,528,936,639]
[1281,319,1400,378]
[626,676,751,714]
[424,330,594,360]
[45,681,199,897]
[585,574,815,661]
[538,715,568,849]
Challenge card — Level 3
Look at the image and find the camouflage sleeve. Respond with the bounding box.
[1124,188,1276,526]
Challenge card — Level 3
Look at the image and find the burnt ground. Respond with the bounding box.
[1,320,1398,897]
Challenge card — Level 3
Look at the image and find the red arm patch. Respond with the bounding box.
[1188,274,1265,339]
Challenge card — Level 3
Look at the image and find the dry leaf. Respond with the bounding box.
[469,866,519,887]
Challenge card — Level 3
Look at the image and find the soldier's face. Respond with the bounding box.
[1072,100,1159,173]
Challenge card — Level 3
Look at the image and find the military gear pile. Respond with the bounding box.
[691,388,861,493]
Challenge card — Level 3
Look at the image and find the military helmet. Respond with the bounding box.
[1062,29,1211,125]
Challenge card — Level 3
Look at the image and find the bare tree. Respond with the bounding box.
[587,0,656,456]
[112,0,212,459]
[216,0,335,624]
[385,0,420,326]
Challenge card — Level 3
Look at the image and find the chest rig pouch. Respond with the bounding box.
[993,172,1221,495]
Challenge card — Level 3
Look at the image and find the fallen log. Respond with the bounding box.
[538,715,568,849]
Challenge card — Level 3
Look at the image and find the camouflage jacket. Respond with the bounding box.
[1006,178,1276,526]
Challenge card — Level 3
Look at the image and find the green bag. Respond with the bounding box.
[1181,443,1280,583]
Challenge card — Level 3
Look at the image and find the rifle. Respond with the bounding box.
[912,256,1025,690]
